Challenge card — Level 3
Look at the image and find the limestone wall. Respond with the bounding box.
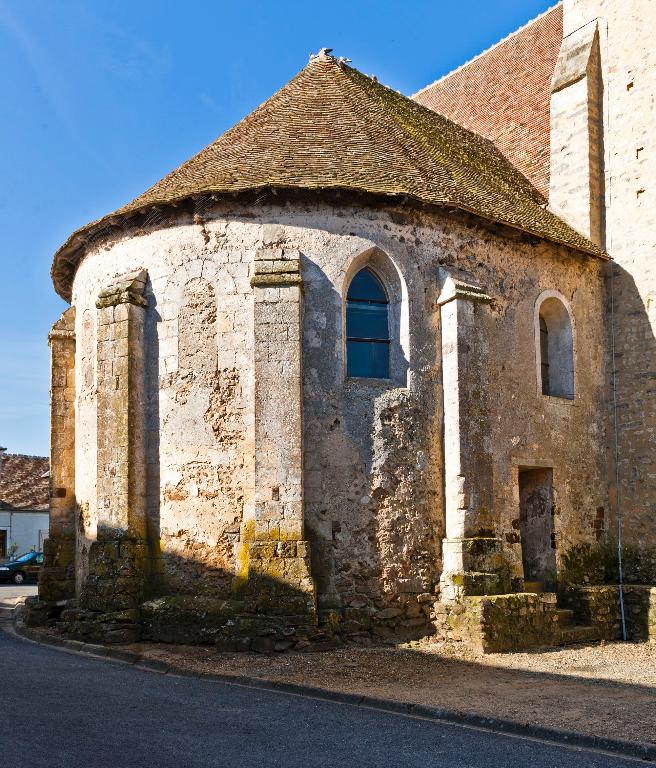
[560,584,656,641]
[70,199,607,607]
[72,217,254,598]
[557,0,656,557]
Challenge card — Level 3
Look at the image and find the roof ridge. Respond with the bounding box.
[349,65,544,205]
[3,453,48,460]
[412,2,562,99]
[118,65,314,213]
[341,65,461,196]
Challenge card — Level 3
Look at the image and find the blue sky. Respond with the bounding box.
[0,0,554,456]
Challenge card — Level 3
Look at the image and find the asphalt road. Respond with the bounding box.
[0,583,38,602]
[0,625,641,768]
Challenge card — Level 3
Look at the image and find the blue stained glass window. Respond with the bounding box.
[348,269,387,302]
[346,268,390,378]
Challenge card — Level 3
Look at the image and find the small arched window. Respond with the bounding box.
[538,296,574,399]
[346,267,390,378]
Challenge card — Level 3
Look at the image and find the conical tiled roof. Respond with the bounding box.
[52,50,602,300]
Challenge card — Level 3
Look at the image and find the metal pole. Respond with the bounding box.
[609,260,627,641]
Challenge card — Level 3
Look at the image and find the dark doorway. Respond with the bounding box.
[519,468,557,587]
[0,529,6,558]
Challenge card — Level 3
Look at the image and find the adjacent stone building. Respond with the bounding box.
[36,0,656,650]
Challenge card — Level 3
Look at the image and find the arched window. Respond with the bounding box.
[538,295,574,399]
[346,267,390,378]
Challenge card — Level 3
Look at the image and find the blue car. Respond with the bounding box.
[0,552,44,585]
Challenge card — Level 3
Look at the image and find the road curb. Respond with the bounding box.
[7,612,655,762]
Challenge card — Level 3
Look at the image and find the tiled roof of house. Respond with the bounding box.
[52,45,599,301]
[0,454,50,512]
[413,4,562,199]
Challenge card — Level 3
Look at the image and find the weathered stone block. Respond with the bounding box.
[61,606,141,644]
[140,596,243,644]
[250,542,278,559]
[261,557,286,581]
[78,538,148,613]
[375,606,403,620]
[279,520,303,541]
[277,541,297,558]
[434,593,560,652]
[284,557,311,582]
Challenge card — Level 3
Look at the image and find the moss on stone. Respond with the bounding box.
[561,541,656,585]
[141,595,244,644]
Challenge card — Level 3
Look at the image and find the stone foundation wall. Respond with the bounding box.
[433,593,560,652]
[116,592,433,649]
[560,540,656,586]
[559,584,656,641]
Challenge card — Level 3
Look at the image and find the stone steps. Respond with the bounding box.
[556,608,574,628]
[556,601,599,645]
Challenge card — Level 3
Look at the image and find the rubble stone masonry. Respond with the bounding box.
[40,307,76,603]
[74,270,150,640]
[34,0,655,651]
[50,199,607,644]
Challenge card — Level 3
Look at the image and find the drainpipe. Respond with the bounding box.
[609,264,628,641]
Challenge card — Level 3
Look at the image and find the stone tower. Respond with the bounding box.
[550,0,656,560]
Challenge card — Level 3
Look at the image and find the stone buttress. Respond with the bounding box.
[239,247,317,621]
[39,307,77,604]
[550,19,604,248]
[69,270,150,642]
[437,274,509,602]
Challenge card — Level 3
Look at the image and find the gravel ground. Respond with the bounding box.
[134,638,656,746]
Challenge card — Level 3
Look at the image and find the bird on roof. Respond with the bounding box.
[309,47,333,61]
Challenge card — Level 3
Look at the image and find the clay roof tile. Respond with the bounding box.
[52,44,599,301]
[0,454,50,512]
[413,4,563,198]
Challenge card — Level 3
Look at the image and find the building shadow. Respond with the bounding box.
[300,254,443,632]
[143,276,163,598]
[605,260,656,583]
